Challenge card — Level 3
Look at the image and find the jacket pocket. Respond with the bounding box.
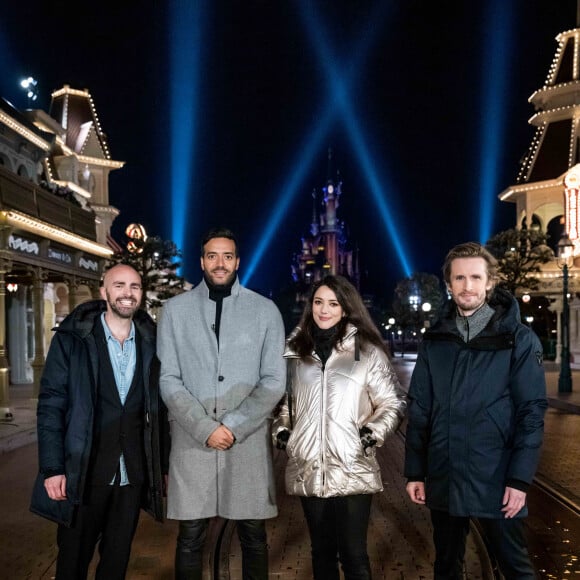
[485,395,514,446]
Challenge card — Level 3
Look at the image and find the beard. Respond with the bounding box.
[206,268,237,288]
[106,290,139,319]
[454,293,486,315]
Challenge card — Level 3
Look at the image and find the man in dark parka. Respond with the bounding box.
[405,242,547,579]
[30,264,169,580]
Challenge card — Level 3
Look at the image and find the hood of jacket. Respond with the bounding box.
[425,287,519,348]
[56,300,156,345]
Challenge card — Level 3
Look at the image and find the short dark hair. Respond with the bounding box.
[200,227,238,257]
[442,242,498,287]
[289,275,388,359]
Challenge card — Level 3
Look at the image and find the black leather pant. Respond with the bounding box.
[300,494,373,580]
[175,518,268,580]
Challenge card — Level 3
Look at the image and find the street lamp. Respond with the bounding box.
[19,76,38,106]
[387,317,396,355]
[557,235,574,393]
[421,302,432,330]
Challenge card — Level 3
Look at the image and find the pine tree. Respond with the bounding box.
[486,228,554,295]
[107,233,186,312]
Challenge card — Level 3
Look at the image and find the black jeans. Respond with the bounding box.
[55,483,142,580]
[300,494,373,580]
[175,518,268,580]
[430,509,536,580]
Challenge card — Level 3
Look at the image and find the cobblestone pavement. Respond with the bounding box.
[1,357,579,578]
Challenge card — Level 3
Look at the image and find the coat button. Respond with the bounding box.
[218,376,224,381]
[213,408,217,414]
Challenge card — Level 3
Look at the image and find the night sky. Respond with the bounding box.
[1,1,578,301]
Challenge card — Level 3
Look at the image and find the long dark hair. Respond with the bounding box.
[289,275,388,359]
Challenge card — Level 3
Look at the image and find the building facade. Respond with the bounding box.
[0,86,123,418]
[499,23,580,363]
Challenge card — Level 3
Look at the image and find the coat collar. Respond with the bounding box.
[284,322,358,358]
[55,299,156,343]
[197,275,241,298]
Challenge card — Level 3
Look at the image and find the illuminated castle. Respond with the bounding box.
[292,149,359,294]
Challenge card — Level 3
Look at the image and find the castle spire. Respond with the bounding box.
[310,188,319,236]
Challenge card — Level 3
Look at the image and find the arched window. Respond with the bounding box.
[17,165,30,179]
[546,216,565,255]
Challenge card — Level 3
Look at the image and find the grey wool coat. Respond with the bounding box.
[158,278,286,520]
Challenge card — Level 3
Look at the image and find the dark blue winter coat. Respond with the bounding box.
[404,288,547,518]
[30,300,169,526]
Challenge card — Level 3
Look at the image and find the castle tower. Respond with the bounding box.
[292,150,358,294]
[48,86,123,246]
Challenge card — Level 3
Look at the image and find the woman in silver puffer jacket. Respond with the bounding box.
[273,275,406,580]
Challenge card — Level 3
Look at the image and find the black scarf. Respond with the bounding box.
[312,324,339,366]
[205,274,236,345]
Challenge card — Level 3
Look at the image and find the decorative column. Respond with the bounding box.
[90,281,101,301]
[66,275,80,312]
[0,259,13,419]
[550,297,563,364]
[7,284,32,384]
[30,267,47,398]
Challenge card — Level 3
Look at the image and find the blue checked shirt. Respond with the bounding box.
[100,313,137,486]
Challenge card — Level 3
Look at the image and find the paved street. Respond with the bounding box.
[1,357,579,578]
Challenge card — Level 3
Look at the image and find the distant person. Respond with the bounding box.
[273,275,406,580]
[405,242,547,579]
[31,264,169,580]
[158,227,286,580]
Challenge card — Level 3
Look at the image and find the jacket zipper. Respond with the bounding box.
[320,361,327,494]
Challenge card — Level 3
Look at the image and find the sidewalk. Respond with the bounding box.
[542,361,580,413]
[0,383,36,454]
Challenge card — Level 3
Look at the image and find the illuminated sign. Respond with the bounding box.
[48,247,72,264]
[79,257,98,271]
[8,234,39,255]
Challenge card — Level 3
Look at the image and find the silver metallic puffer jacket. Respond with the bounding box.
[273,324,406,497]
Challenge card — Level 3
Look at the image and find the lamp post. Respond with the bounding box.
[387,317,395,356]
[421,301,432,330]
[557,235,574,393]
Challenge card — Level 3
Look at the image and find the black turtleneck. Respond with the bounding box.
[312,324,339,367]
[205,274,235,346]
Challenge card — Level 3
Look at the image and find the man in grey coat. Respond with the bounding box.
[158,227,286,580]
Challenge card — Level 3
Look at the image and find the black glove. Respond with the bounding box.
[359,426,377,450]
[276,429,291,450]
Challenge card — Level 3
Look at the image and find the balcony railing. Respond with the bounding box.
[0,164,96,241]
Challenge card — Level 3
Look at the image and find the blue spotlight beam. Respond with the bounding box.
[478,0,514,243]
[242,2,397,286]
[168,1,205,266]
[298,1,412,277]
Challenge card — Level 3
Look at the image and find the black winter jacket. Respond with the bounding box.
[404,288,547,518]
[30,300,169,526]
